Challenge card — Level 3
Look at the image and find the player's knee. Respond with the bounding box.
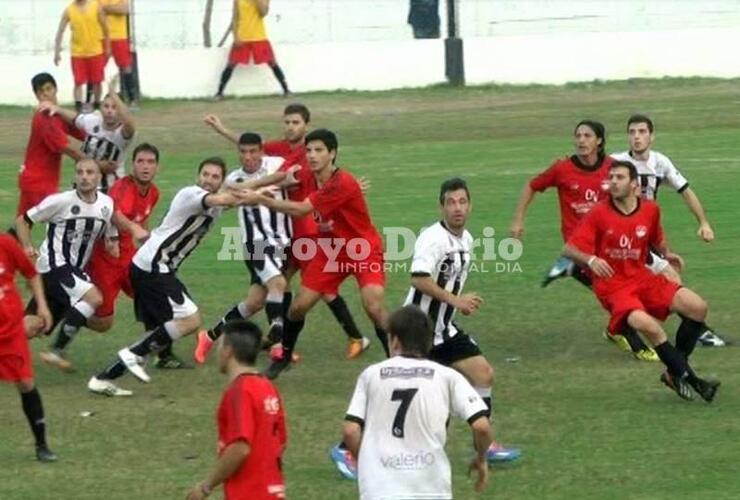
[475,362,494,388]
[16,379,35,393]
[246,295,265,313]
[85,288,104,308]
[692,297,708,321]
[266,276,287,294]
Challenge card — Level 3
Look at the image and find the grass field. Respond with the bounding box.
[0,78,739,500]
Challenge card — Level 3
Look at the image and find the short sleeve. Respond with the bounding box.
[567,208,599,255]
[308,172,358,219]
[39,115,70,154]
[448,369,489,423]
[650,204,665,248]
[657,153,689,193]
[263,156,285,174]
[26,192,67,224]
[345,369,370,425]
[0,236,36,279]
[222,387,256,447]
[74,112,101,134]
[175,186,209,213]
[529,160,561,192]
[410,227,447,277]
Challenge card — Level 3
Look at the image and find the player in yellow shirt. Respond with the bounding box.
[54,0,110,111]
[214,0,290,99]
[99,0,138,105]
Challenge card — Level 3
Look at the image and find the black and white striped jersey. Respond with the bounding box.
[403,221,473,346]
[25,190,115,273]
[226,156,292,252]
[610,150,689,200]
[75,112,133,192]
[133,185,223,273]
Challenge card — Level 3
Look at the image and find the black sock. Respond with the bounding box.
[51,306,88,352]
[208,304,247,341]
[265,299,284,343]
[158,343,173,359]
[122,71,137,101]
[621,326,649,352]
[86,83,93,103]
[280,317,305,360]
[97,359,126,380]
[217,65,235,95]
[270,64,289,94]
[676,317,705,358]
[654,341,693,379]
[130,325,171,357]
[327,296,363,340]
[374,324,390,357]
[93,101,101,110]
[571,265,592,288]
[20,388,47,448]
[282,292,293,315]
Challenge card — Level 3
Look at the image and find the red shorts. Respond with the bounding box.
[0,330,33,382]
[16,187,56,216]
[71,54,106,85]
[595,274,681,333]
[301,251,385,296]
[109,39,132,68]
[228,40,276,65]
[86,259,133,317]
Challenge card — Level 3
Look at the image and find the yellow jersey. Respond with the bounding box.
[67,0,104,57]
[100,0,128,40]
[236,0,268,42]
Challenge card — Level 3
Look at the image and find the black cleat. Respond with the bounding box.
[263,358,291,380]
[541,256,574,288]
[697,330,730,347]
[36,446,57,463]
[689,378,721,403]
[155,353,193,369]
[660,371,694,401]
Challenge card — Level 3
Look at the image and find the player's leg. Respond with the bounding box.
[254,40,289,96]
[669,287,708,358]
[112,39,137,104]
[268,62,290,96]
[16,379,56,462]
[85,261,124,333]
[358,284,389,357]
[90,55,105,109]
[71,57,87,111]
[322,293,369,359]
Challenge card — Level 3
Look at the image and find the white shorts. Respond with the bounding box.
[647,251,671,275]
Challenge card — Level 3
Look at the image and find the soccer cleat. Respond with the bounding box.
[193,330,214,364]
[697,330,729,347]
[602,330,633,353]
[632,347,659,362]
[87,376,133,397]
[659,371,694,401]
[263,357,292,380]
[36,446,58,463]
[487,443,522,464]
[346,337,371,359]
[39,351,74,373]
[541,256,575,288]
[330,444,357,480]
[155,352,193,369]
[211,93,224,102]
[269,344,302,364]
[689,377,721,403]
[117,348,151,383]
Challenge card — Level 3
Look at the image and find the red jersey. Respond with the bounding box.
[529,155,613,241]
[274,143,318,239]
[308,169,383,258]
[218,373,286,500]
[19,110,85,192]
[263,139,303,161]
[568,198,664,293]
[0,234,37,340]
[92,176,160,267]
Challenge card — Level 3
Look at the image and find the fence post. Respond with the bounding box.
[445,0,465,86]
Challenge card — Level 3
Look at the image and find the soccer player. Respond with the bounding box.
[88,158,254,394]
[0,234,57,462]
[16,73,86,222]
[564,160,720,402]
[185,320,286,500]
[202,108,372,359]
[342,305,492,499]
[214,0,290,99]
[54,0,111,111]
[99,0,138,105]
[611,113,728,347]
[241,129,390,380]
[16,159,116,373]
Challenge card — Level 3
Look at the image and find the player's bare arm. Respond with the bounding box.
[510,183,536,239]
[243,192,313,217]
[101,0,129,15]
[27,275,53,335]
[53,11,70,66]
[97,3,112,58]
[256,0,270,17]
[112,210,149,242]
[37,101,77,124]
[411,275,483,315]
[204,191,241,208]
[468,416,493,492]
[15,215,38,260]
[186,441,250,500]
[563,244,614,279]
[680,187,714,242]
[342,421,363,458]
[107,76,135,139]
[204,114,239,145]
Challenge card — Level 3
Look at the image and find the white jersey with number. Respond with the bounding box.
[75,112,133,192]
[346,356,488,500]
[403,221,472,346]
[610,150,689,200]
[25,190,115,273]
[133,185,223,273]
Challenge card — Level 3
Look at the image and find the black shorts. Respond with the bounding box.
[130,265,198,330]
[429,329,483,366]
[25,265,94,329]
[243,244,286,286]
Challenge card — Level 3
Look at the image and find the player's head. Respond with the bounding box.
[305,129,338,173]
[608,160,639,201]
[218,320,263,372]
[387,305,434,357]
[101,94,120,127]
[283,103,310,144]
[197,156,227,193]
[31,73,58,104]
[75,158,102,194]
[439,177,471,231]
[574,120,606,159]
[132,143,160,185]
[626,114,655,155]
[238,132,264,172]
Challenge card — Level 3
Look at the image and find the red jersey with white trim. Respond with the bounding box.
[0,234,37,340]
[19,111,86,191]
[217,374,286,500]
[568,199,664,293]
[529,155,613,241]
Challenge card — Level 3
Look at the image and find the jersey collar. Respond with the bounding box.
[609,196,641,216]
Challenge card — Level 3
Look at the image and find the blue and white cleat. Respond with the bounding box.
[541,256,575,288]
[487,443,522,464]
[330,443,357,480]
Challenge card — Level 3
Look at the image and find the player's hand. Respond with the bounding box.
[455,293,483,315]
[697,223,714,242]
[204,114,223,130]
[234,189,262,206]
[358,176,371,194]
[54,51,61,66]
[37,101,57,115]
[510,219,525,239]
[185,484,207,500]
[665,252,685,272]
[468,454,489,492]
[282,165,301,187]
[24,315,45,339]
[587,256,613,278]
[24,246,38,261]
[37,305,54,335]
[130,223,150,243]
[107,74,121,96]
[97,159,118,174]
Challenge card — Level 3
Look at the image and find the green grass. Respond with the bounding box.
[1,78,739,499]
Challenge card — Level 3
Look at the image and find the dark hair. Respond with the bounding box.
[439,177,470,205]
[305,128,338,152]
[222,320,263,365]
[575,119,606,155]
[388,305,434,356]
[31,73,57,94]
[132,142,160,163]
[284,103,311,123]
[238,132,263,146]
[610,159,639,181]
[627,113,654,133]
[198,156,227,179]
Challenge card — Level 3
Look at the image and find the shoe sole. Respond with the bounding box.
[659,373,694,401]
[117,350,151,383]
[39,352,75,373]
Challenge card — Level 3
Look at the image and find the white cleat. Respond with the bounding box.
[117,348,151,383]
[87,376,133,397]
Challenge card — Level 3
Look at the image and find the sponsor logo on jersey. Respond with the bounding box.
[380,451,435,470]
[71,205,81,215]
[635,225,647,238]
[380,366,435,380]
